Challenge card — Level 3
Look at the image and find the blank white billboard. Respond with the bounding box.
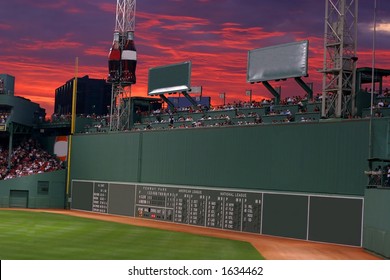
[247,40,309,83]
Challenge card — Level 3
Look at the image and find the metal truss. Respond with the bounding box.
[109,84,131,131]
[321,0,358,118]
[115,0,136,33]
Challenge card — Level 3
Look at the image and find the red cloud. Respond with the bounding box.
[16,38,83,51]
[96,3,116,13]
[0,23,11,30]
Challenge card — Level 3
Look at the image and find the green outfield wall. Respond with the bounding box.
[0,170,66,208]
[363,188,390,258]
[70,118,388,196]
[67,117,390,250]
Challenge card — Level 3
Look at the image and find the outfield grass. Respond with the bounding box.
[0,210,264,260]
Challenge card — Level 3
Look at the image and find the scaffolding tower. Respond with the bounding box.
[110,84,131,131]
[108,0,137,131]
[321,0,358,118]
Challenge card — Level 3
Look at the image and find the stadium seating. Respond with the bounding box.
[132,98,323,131]
[0,138,63,180]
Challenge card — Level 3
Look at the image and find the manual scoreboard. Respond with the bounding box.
[72,181,262,234]
[135,185,262,233]
[71,180,363,246]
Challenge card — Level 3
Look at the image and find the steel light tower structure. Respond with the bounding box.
[107,0,137,131]
[321,0,358,118]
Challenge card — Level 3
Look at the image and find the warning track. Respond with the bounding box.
[4,208,381,260]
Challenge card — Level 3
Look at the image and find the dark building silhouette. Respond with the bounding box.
[0,74,15,95]
[54,75,111,116]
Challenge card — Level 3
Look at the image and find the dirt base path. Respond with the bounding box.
[5,208,381,260]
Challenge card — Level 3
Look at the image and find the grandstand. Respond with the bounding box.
[0,86,66,209]
[0,138,63,180]
[132,97,322,130]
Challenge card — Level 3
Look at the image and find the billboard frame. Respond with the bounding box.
[247,40,309,83]
[148,61,192,96]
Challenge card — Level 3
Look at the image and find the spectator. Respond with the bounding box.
[0,138,64,180]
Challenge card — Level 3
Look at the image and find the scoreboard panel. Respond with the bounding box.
[308,196,363,246]
[262,193,308,239]
[72,181,262,234]
[71,181,93,211]
[134,185,262,233]
[71,180,363,246]
[108,184,136,217]
[92,182,108,213]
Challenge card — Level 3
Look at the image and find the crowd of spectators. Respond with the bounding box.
[83,114,110,132]
[0,139,64,180]
[51,113,72,122]
[0,110,10,124]
[142,94,317,117]
[367,164,390,188]
[132,88,390,131]
[371,98,390,110]
[299,116,318,122]
[51,113,110,123]
[361,90,390,118]
[50,113,111,133]
[132,95,324,131]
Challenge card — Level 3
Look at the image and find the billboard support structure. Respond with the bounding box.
[181,91,198,108]
[262,81,281,105]
[294,77,313,100]
[159,94,175,111]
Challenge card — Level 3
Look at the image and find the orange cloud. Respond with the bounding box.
[0,55,95,116]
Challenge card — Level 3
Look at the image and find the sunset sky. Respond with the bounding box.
[1,0,389,116]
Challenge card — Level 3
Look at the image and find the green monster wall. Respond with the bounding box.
[69,117,390,253]
[70,119,382,196]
